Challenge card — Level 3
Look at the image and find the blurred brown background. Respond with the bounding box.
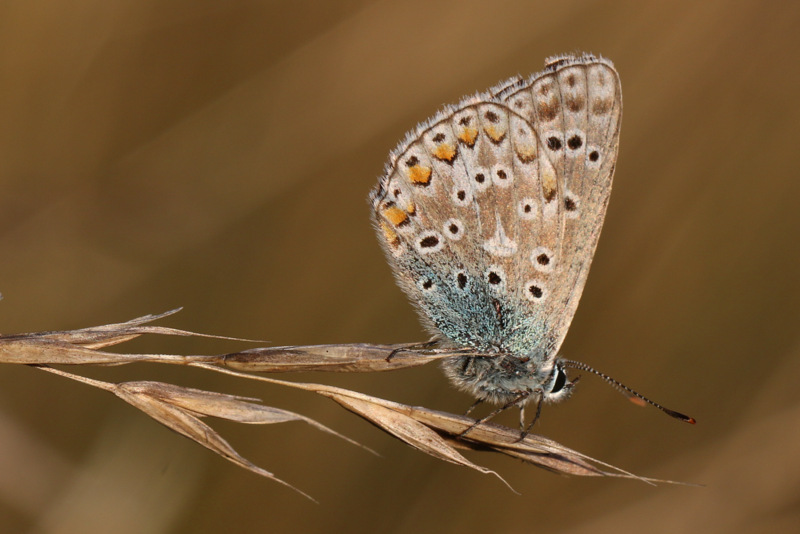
[1,1,798,532]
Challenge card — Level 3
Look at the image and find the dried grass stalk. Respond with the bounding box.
[2,310,669,499]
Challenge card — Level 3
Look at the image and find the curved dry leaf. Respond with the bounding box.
[381,403,647,479]
[32,365,317,499]
[327,392,513,491]
[49,309,195,348]
[417,412,613,477]
[191,369,515,482]
[112,382,316,501]
[0,308,254,351]
[200,368,652,482]
[330,392,633,479]
[121,381,373,454]
[220,342,450,372]
[0,309,181,346]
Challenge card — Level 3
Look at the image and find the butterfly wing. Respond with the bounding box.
[495,55,622,358]
[370,54,621,365]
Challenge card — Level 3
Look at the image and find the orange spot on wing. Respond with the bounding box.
[542,168,557,202]
[408,165,432,185]
[516,143,537,163]
[382,206,409,226]
[433,143,456,162]
[380,222,400,246]
[458,127,478,147]
[484,125,506,143]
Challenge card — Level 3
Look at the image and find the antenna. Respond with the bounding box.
[561,359,696,424]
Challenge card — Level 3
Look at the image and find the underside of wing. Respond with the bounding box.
[370,54,621,360]
[496,55,622,357]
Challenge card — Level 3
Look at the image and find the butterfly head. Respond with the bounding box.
[441,352,577,407]
[540,359,578,403]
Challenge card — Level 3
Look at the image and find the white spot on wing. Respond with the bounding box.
[415,230,444,255]
[531,246,556,272]
[524,279,548,302]
[483,214,517,257]
[443,218,465,240]
[518,198,538,220]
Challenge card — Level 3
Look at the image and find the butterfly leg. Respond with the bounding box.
[517,395,544,441]
[384,338,439,362]
[464,399,483,416]
[458,391,531,438]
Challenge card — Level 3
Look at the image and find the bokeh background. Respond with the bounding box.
[1,1,798,532]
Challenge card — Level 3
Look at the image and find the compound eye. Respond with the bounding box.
[550,367,567,394]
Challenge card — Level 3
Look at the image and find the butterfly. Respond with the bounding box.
[369,53,692,430]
